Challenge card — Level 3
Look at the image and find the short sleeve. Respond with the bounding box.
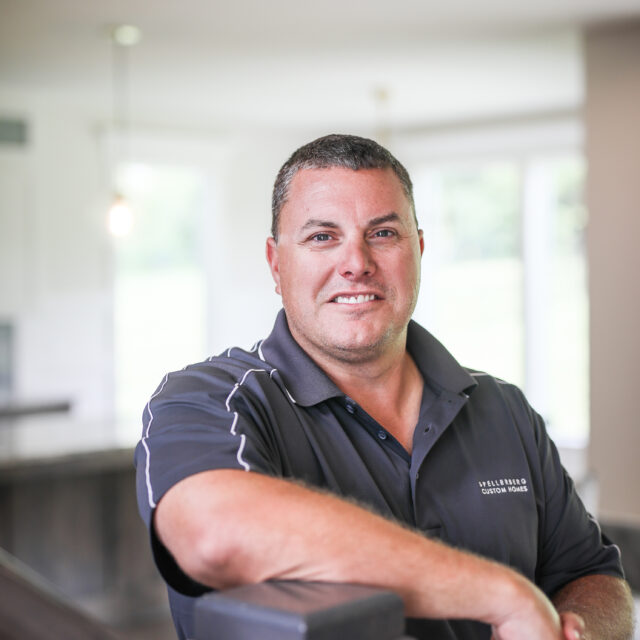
[522,397,624,595]
[134,360,283,594]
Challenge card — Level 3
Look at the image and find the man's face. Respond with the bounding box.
[266,167,424,366]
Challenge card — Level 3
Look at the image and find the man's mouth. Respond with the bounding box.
[332,294,378,305]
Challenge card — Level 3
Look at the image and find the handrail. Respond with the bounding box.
[0,546,122,640]
[0,400,72,420]
[195,580,416,640]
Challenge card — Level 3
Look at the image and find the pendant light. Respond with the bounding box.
[107,24,142,237]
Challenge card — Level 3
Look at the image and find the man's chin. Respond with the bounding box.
[319,335,392,364]
[285,313,404,365]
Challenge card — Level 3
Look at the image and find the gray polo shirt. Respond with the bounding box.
[135,309,623,640]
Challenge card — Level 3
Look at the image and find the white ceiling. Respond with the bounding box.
[1,0,640,130]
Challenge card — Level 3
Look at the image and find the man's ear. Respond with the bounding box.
[418,229,425,256]
[265,237,282,295]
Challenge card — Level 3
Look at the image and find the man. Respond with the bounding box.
[135,134,633,640]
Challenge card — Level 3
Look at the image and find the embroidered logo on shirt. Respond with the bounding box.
[477,477,528,495]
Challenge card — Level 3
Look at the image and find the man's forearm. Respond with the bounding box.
[155,469,565,638]
[553,574,634,640]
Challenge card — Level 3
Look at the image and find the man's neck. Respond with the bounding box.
[326,348,414,400]
[296,328,410,394]
[301,336,424,452]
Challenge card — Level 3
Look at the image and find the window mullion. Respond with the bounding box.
[521,159,553,422]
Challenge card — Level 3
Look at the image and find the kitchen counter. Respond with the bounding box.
[0,413,139,476]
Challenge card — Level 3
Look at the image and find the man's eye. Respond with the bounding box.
[373,229,396,238]
[311,233,332,242]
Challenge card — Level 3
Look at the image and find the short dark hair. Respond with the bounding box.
[271,133,416,240]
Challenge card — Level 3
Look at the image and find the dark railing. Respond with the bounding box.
[0,399,72,420]
[195,581,416,640]
[0,546,122,640]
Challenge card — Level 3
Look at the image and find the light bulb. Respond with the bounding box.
[111,24,142,47]
[107,195,133,237]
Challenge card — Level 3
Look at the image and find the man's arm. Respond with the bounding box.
[155,469,566,639]
[553,574,634,640]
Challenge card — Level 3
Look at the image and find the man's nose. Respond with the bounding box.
[338,238,375,279]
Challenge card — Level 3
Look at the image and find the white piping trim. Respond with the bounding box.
[257,340,265,362]
[236,434,248,469]
[267,367,296,403]
[468,372,509,385]
[142,373,171,509]
[141,438,154,508]
[283,385,297,404]
[223,368,272,472]
[143,364,296,499]
[229,411,239,434]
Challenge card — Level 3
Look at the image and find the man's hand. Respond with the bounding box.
[559,612,586,640]
[491,573,634,640]
[489,572,564,640]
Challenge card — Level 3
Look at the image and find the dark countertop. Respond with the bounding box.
[0,413,138,480]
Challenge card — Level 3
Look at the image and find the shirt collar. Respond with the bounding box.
[260,310,342,406]
[260,309,477,407]
[406,321,477,397]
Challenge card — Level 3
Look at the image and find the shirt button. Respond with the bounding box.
[345,403,355,414]
[377,430,388,440]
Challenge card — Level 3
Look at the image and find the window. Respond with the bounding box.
[113,163,207,435]
[414,161,524,386]
[407,122,588,446]
[545,156,588,444]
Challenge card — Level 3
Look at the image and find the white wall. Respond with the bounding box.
[200,131,303,355]
[0,106,114,419]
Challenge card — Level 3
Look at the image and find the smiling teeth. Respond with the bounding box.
[334,294,376,304]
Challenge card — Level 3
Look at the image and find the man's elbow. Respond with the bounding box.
[155,470,291,589]
[178,530,247,590]
[154,486,252,589]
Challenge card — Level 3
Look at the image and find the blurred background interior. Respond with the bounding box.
[0,0,639,638]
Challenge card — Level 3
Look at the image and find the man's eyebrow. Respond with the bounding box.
[300,219,340,232]
[299,213,402,233]
[367,212,401,227]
